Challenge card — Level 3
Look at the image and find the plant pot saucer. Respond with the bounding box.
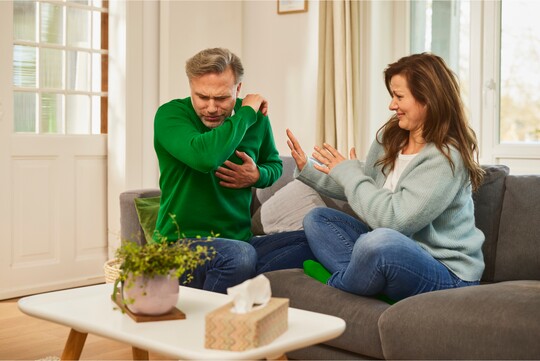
[112,288,186,322]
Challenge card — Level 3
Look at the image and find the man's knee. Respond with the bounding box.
[214,240,257,272]
[235,242,258,271]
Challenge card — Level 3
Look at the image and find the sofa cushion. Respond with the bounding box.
[134,196,160,244]
[251,180,326,235]
[251,156,297,214]
[120,189,162,245]
[287,343,367,360]
[378,280,540,360]
[494,175,540,281]
[265,269,390,359]
[473,165,509,282]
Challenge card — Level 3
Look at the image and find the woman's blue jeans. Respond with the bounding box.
[182,231,314,293]
[303,207,479,301]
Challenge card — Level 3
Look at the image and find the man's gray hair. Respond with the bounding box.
[185,48,244,84]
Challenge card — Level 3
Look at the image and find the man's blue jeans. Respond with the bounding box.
[303,207,479,301]
[183,231,314,293]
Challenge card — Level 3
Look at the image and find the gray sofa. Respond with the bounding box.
[120,156,540,360]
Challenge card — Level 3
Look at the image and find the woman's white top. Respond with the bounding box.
[383,152,418,191]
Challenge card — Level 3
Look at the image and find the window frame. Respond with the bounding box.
[407,0,540,173]
[12,0,108,135]
[478,0,540,171]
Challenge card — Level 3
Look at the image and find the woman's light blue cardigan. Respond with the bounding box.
[297,140,485,282]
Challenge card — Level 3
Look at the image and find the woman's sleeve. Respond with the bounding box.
[329,146,468,234]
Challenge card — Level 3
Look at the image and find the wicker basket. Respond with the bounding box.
[103,258,122,283]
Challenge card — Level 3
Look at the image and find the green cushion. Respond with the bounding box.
[133,196,160,244]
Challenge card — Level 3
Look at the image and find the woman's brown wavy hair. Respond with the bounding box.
[376,53,484,191]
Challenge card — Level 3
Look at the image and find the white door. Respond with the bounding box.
[0,1,108,300]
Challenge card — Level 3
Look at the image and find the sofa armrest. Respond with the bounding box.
[119,189,161,245]
[378,280,540,360]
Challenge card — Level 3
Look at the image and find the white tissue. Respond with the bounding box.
[226,275,272,314]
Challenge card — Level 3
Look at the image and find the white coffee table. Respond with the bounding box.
[18,283,345,360]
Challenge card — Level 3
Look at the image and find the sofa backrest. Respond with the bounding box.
[491,174,540,281]
[472,166,540,282]
[472,165,509,282]
[251,156,297,213]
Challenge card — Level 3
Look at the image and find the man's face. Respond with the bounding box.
[190,67,242,129]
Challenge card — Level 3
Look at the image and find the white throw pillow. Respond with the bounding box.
[251,180,326,235]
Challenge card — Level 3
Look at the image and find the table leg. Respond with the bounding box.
[60,328,88,360]
[267,354,288,360]
[132,346,149,360]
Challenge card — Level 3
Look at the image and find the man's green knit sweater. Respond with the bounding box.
[153,97,282,242]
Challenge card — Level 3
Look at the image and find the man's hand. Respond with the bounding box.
[242,94,268,116]
[216,151,260,189]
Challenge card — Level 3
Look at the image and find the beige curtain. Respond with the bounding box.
[316,0,361,155]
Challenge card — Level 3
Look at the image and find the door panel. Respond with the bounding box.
[1,1,108,297]
[2,136,107,299]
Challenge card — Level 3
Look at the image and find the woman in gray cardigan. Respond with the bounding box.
[287,53,485,301]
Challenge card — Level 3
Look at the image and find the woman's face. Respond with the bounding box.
[388,74,427,134]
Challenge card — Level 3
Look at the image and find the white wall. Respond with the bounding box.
[157,1,407,157]
[159,1,243,104]
[108,1,160,255]
[158,1,318,156]
[242,0,319,155]
[241,1,408,158]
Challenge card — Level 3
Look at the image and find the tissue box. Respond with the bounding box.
[205,297,289,351]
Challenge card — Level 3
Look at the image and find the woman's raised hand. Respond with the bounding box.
[287,129,358,173]
[286,129,308,171]
[350,147,357,160]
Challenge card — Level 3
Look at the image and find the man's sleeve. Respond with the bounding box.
[154,101,258,173]
[254,115,283,188]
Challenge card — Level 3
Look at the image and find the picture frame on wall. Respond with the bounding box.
[277,0,308,15]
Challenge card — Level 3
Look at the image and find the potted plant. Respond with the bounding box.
[112,228,214,316]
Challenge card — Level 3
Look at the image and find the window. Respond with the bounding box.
[499,0,540,143]
[410,0,540,172]
[13,0,108,134]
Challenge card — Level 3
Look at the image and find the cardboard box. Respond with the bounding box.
[205,297,289,351]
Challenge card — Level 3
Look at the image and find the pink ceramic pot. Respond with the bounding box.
[122,273,179,316]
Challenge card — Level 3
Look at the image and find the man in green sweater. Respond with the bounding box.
[153,48,314,293]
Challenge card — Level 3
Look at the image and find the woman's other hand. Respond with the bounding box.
[286,129,308,171]
[312,143,353,174]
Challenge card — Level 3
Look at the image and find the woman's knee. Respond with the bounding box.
[356,228,407,256]
[303,206,331,229]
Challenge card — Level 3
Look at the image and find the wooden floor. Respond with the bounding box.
[0,296,174,360]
